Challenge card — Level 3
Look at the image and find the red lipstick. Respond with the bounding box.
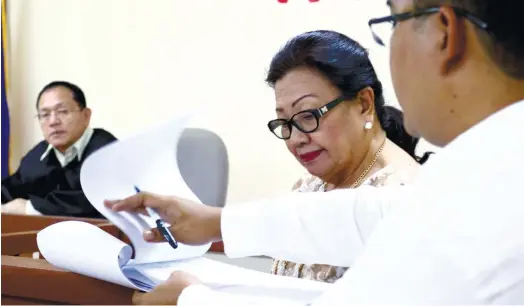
[298,150,323,163]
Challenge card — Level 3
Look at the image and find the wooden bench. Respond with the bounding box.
[1,214,224,304]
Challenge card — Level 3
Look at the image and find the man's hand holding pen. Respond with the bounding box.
[104,191,222,246]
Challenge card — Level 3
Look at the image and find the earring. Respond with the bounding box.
[364,121,373,130]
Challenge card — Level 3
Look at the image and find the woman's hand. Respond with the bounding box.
[132,271,201,305]
[104,192,222,245]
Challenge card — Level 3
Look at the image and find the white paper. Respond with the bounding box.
[129,257,330,303]
[37,219,331,300]
[79,112,211,264]
[36,111,330,303]
[36,220,140,289]
[37,112,213,290]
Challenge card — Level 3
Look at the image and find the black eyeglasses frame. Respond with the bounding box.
[267,96,346,140]
[368,6,489,46]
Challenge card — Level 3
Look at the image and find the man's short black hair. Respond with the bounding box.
[36,81,87,109]
[414,0,524,79]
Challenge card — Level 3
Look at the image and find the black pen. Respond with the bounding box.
[134,186,178,249]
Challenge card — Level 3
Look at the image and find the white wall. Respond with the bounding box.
[5,0,437,203]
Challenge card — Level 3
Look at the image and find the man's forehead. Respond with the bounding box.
[39,101,65,110]
[38,99,77,110]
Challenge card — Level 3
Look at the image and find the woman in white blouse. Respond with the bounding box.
[265,30,431,283]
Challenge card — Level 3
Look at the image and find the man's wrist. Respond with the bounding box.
[207,207,223,242]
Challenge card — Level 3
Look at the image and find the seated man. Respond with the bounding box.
[1,81,117,218]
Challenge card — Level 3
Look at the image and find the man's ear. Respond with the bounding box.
[358,86,376,118]
[83,107,92,122]
[437,7,467,74]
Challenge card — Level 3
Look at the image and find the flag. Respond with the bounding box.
[1,0,10,179]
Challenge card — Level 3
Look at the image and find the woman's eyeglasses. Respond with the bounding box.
[267,97,345,140]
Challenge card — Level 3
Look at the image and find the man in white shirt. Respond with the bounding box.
[106,0,524,304]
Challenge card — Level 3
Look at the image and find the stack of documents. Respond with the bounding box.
[37,112,331,304]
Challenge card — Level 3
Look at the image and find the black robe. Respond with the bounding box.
[1,128,117,218]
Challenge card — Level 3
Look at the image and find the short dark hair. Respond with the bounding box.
[266,30,432,164]
[36,81,87,109]
[414,0,524,79]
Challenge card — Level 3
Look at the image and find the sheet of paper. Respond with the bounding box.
[37,220,141,289]
[130,257,331,303]
[80,112,212,264]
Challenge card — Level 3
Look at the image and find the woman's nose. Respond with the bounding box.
[287,127,310,146]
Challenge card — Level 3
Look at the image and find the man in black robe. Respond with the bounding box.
[1,81,117,218]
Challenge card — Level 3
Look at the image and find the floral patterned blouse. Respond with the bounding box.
[270,166,411,283]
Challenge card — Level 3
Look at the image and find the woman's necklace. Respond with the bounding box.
[271,140,386,277]
[322,139,386,191]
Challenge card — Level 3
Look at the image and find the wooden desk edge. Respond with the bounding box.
[1,214,107,234]
[1,241,224,305]
[1,256,134,304]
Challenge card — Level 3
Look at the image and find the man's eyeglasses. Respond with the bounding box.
[267,97,345,140]
[37,108,81,122]
[368,6,489,47]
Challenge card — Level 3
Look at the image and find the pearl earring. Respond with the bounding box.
[364,121,373,130]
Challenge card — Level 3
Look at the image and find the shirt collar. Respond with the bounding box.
[416,99,524,183]
[40,127,94,164]
[445,99,524,150]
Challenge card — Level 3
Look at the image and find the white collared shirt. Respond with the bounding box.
[25,128,94,215]
[178,100,524,305]
[40,127,94,167]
